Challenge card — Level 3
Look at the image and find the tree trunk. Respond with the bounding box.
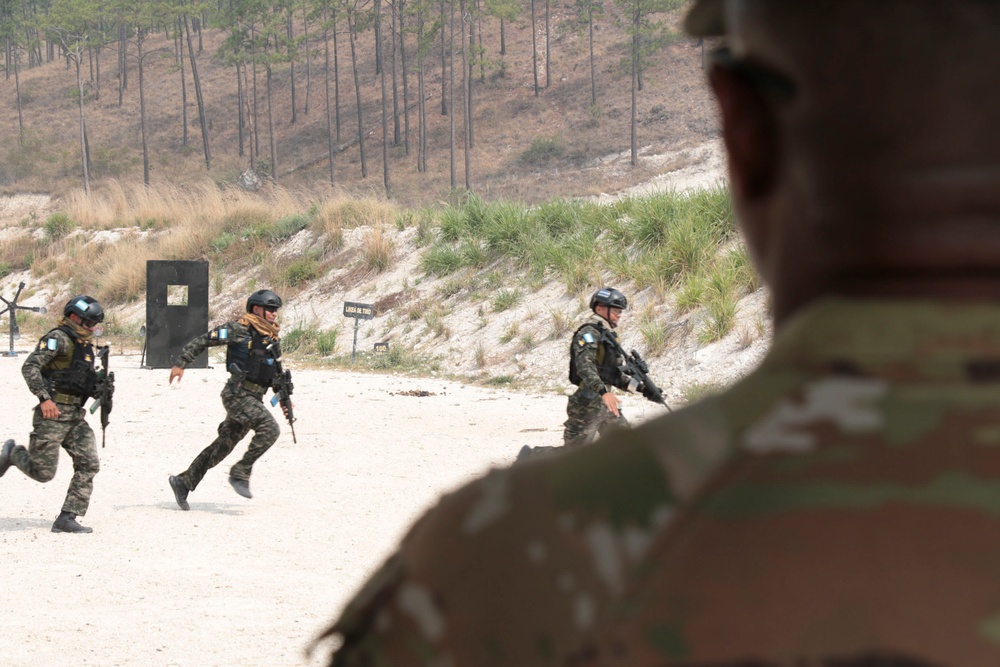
[449,0,456,188]
[242,62,256,169]
[416,11,426,172]
[377,0,391,196]
[439,0,447,115]
[303,13,311,115]
[138,34,151,185]
[267,64,278,183]
[75,57,90,194]
[333,6,342,143]
[588,3,596,105]
[253,61,260,156]
[460,0,470,190]
[288,10,297,124]
[390,0,400,147]
[544,0,550,88]
[467,2,474,147]
[530,0,538,95]
[500,18,505,56]
[118,24,126,107]
[179,19,188,147]
[399,0,410,154]
[630,7,638,167]
[14,47,24,145]
[184,10,211,169]
[237,64,244,157]
[347,10,367,178]
[323,10,335,187]
[94,45,101,100]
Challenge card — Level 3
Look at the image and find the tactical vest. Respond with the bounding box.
[568,323,622,387]
[226,326,279,387]
[40,326,98,397]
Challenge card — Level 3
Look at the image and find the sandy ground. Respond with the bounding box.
[0,347,668,667]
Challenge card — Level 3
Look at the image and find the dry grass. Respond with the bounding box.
[361,226,396,273]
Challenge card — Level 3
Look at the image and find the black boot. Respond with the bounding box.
[169,475,190,511]
[228,476,252,499]
[52,511,93,534]
[0,439,14,477]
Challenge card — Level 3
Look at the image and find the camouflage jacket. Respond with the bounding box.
[570,314,629,395]
[173,320,248,369]
[22,327,93,401]
[320,298,1000,666]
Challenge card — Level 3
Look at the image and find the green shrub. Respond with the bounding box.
[284,257,320,286]
[270,214,311,241]
[421,244,463,276]
[44,213,76,240]
[520,136,564,165]
[492,288,521,312]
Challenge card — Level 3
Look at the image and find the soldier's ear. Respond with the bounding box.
[709,57,781,201]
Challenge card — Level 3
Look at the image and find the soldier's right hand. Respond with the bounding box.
[169,366,184,385]
[602,392,620,417]
[39,399,60,420]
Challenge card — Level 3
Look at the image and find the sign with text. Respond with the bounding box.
[374,342,389,354]
[343,301,375,320]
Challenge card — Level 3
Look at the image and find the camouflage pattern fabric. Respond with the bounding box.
[564,315,631,446]
[173,319,249,369]
[9,407,99,516]
[563,389,629,446]
[10,327,100,516]
[319,299,1000,665]
[175,382,279,491]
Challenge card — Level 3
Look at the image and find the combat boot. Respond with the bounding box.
[51,511,93,534]
[169,475,190,511]
[229,475,252,499]
[0,439,14,477]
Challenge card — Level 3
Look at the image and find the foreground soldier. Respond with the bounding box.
[0,296,108,534]
[316,1,1000,664]
[168,289,287,510]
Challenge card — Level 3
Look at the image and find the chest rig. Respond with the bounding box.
[40,326,98,397]
[226,326,279,388]
[568,324,623,386]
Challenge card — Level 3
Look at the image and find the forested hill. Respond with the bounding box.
[0,0,718,206]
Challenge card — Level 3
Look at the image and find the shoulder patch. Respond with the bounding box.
[582,332,596,344]
[219,328,229,340]
[46,338,58,351]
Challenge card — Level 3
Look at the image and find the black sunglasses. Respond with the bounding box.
[710,47,797,100]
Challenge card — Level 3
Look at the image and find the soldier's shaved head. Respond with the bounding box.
[707,0,1000,325]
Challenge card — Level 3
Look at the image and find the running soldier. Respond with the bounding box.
[0,295,110,534]
[168,289,289,511]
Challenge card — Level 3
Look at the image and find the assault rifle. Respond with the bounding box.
[601,332,672,412]
[270,362,297,443]
[89,345,115,447]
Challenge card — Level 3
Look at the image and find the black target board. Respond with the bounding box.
[145,261,210,368]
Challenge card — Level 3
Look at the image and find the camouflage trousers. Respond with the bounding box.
[562,388,629,447]
[176,384,280,492]
[9,404,100,516]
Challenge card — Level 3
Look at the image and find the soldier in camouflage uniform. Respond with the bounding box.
[0,296,109,534]
[563,288,644,447]
[313,1,1000,665]
[167,289,288,511]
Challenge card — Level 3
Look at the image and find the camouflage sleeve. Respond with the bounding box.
[572,324,607,394]
[174,320,246,368]
[22,329,69,398]
[318,429,681,667]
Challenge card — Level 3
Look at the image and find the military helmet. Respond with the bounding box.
[590,288,628,311]
[64,295,105,324]
[246,289,283,312]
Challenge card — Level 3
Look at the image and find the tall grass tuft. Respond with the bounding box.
[362,227,395,273]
